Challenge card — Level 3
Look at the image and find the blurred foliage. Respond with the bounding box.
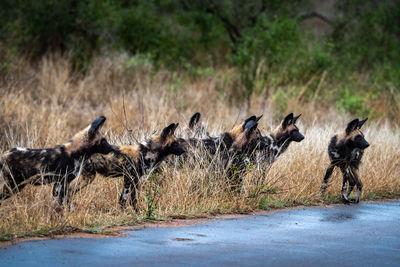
[0,0,399,119]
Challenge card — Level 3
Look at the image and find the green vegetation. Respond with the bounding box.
[0,0,399,121]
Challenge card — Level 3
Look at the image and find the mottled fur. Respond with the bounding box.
[320,118,369,204]
[0,116,115,209]
[182,112,210,139]
[74,123,186,210]
[178,114,265,187]
[254,113,304,165]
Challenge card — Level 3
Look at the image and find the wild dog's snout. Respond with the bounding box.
[173,140,187,156]
[176,146,186,155]
[99,138,117,154]
[362,140,370,149]
[293,131,305,142]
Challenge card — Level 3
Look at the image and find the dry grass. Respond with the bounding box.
[0,55,399,240]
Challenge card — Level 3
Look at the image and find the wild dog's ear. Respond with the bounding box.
[243,115,257,130]
[256,115,263,122]
[161,123,179,139]
[245,122,258,138]
[346,119,359,134]
[88,116,106,139]
[357,118,368,129]
[293,114,301,124]
[282,113,294,128]
[189,112,201,129]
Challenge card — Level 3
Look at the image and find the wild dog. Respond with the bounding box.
[258,113,304,165]
[172,114,264,190]
[178,115,263,167]
[182,112,210,139]
[224,115,267,187]
[0,116,115,209]
[166,112,210,165]
[320,118,369,204]
[75,123,186,211]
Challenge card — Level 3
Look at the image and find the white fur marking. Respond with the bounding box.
[122,188,129,200]
[16,147,27,152]
[332,151,340,158]
[145,151,157,160]
[266,135,274,143]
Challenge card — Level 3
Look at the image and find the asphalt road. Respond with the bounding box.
[1,201,400,267]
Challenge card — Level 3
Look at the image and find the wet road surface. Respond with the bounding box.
[1,201,400,266]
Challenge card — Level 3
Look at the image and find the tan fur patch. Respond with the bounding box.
[230,124,244,140]
[337,129,362,145]
[273,125,284,138]
[230,124,259,149]
[164,135,177,146]
[150,134,177,150]
[119,145,141,162]
[64,125,103,155]
[273,124,297,137]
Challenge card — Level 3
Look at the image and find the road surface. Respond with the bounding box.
[1,201,399,266]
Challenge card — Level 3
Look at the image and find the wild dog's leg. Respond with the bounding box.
[340,165,350,204]
[119,175,139,211]
[0,169,22,202]
[345,174,356,201]
[118,177,130,208]
[226,158,244,192]
[350,166,362,204]
[52,177,70,211]
[0,175,13,202]
[0,179,26,203]
[0,187,12,202]
[65,167,97,207]
[320,163,335,194]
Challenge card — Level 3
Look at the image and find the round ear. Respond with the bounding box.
[172,123,179,133]
[357,118,368,129]
[245,122,258,138]
[88,116,106,139]
[243,115,257,129]
[161,123,179,139]
[346,119,360,134]
[293,114,302,124]
[282,113,294,128]
[189,112,201,129]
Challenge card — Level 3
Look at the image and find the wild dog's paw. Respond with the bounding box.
[341,197,350,205]
[319,184,327,195]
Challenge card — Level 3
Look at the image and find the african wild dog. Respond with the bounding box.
[224,115,267,186]
[259,113,304,165]
[320,118,369,204]
[184,114,263,156]
[0,116,115,209]
[174,114,264,188]
[170,112,211,164]
[182,112,210,139]
[74,123,186,211]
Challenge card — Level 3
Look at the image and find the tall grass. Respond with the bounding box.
[0,55,399,241]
